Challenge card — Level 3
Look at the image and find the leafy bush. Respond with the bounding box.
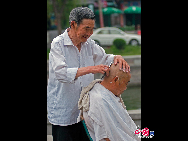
[113,39,126,50]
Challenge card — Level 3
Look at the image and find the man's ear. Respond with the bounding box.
[70,21,77,28]
[113,76,119,82]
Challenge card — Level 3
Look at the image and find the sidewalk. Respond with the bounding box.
[47,135,53,141]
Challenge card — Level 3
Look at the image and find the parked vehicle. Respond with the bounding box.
[90,27,141,46]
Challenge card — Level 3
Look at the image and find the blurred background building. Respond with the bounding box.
[47,0,141,31]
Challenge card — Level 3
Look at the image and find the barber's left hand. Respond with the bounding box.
[114,55,130,72]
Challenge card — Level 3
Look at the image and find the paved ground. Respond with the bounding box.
[47,135,53,141]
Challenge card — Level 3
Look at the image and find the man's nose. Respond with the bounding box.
[90,30,93,35]
[88,29,93,36]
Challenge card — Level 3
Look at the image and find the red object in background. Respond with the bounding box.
[120,3,124,10]
[103,0,107,7]
[137,30,141,35]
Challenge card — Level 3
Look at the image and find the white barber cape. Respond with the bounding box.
[78,80,140,141]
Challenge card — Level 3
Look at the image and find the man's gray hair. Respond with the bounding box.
[69,7,95,26]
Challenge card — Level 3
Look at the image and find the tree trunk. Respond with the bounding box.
[52,0,65,35]
[98,0,104,27]
[56,14,62,35]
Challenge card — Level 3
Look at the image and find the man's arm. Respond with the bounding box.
[50,41,78,83]
[75,64,110,79]
[50,40,111,82]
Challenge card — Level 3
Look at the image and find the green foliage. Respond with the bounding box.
[113,39,126,50]
[47,0,81,30]
[47,48,50,60]
[47,0,53,16]
[104,45,141,56]
[61,0,81,29]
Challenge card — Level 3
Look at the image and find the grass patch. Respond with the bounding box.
[47,48,50,60]
[104,45,141,56]
[47,45,141,60]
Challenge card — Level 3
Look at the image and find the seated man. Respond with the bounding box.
[78,63,140,141]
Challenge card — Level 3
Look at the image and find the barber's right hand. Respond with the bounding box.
[91,64,110,76]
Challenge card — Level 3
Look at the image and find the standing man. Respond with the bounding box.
[47,7,130,141]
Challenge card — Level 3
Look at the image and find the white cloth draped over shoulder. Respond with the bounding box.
[78,80,140,141]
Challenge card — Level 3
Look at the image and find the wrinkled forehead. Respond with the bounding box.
[79,19,95,27]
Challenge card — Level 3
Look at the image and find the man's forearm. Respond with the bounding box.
[75,66,93,79]
[75,64,110,79]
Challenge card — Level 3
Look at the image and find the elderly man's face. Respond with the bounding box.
[75,19,95,43]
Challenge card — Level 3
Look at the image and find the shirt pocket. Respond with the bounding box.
[85,56,94,67]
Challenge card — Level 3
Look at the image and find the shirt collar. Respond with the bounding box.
[96,83,121,102]
[64,29,73,46]
[63,28,89,46]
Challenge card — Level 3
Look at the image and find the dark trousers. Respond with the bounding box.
[52,121,90,141]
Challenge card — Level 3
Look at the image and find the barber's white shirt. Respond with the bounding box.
[47,29,115,126]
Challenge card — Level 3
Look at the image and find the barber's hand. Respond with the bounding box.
[114,55,130,72]
[91,64,110,76]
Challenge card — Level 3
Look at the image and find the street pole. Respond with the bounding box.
[98,0,104,27]
[120,3,124,27]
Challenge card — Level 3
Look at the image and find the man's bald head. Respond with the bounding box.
[101,62,131,96]
[103,63,131,83]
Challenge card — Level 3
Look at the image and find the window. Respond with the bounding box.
[110,30,121,34]
[97,30,109,34]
